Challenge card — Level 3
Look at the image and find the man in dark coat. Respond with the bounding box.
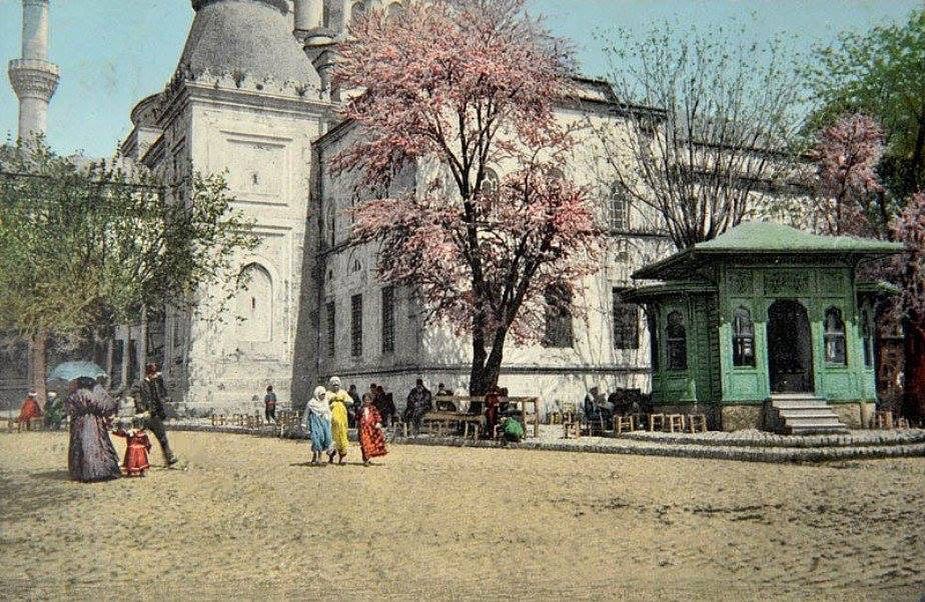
[403,379,433,435]
[135,362,177,466]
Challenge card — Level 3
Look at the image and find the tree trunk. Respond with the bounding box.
[468,339,489,396]
[31,330,48,410]
[902,319,925,425]
[105,336,114,383]
[468,329,507,396]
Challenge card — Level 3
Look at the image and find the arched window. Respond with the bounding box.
[732,306,755,367]
[824,307,847,365]
[481,167,499,195]
[386,1,404,20]
[235,264,273,343]
[350,1,367,24]
[665,310,687,370]
[861,308,874,368]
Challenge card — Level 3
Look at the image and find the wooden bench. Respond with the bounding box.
[7,417,43,432]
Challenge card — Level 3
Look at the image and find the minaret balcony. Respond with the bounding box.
[8,58,59,101]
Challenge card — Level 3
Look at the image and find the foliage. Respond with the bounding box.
[333,0,602,393]
[802,8,925,196]
[0,137,259,345]
[810,113,888,237]
[597,20,806,250]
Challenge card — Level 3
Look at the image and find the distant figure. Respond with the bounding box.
[136,363,177,467]
[484,386,501,438]
[328,390,349,465]
[403,379,432,435]
[43,391,65,430]
[112,419,152,477]
[358,393,388,466]
[264,385,277,423]
[435,383,457,412]
[584,386,613,425]
[377,385,396,426]
[65,377,121,483]
[17,391,42,430]
[347,384,361,426]
[303,385,333,466]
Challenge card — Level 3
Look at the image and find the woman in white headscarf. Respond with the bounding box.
[302,385,333,465]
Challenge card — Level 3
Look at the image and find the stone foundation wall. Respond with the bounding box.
[831,402,876,429]
[720,405,764,431]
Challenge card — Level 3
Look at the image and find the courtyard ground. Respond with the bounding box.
[0,431,922,601]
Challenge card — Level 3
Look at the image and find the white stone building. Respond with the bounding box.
[116,0,664,415]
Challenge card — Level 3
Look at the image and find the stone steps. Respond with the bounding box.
[771,396,849,435]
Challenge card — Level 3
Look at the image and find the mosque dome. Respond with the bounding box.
[179,0,321,88]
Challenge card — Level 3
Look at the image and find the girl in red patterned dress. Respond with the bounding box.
[112,420,152,477]
[358,393,388,466]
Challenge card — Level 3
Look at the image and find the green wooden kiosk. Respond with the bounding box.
[627,222,903,433]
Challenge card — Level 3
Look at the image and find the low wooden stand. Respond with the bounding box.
[687,414,707,433]
[614,415,634,434]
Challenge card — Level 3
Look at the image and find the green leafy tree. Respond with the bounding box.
[0,138,258,405]
[803,8,925,197]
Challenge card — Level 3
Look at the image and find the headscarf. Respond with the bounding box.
[306,385,332,421]
[329,376,342,388]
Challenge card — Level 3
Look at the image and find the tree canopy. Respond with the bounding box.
[803,8,925,196]
[334,0,602,394]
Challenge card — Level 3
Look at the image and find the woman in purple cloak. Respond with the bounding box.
[65,377,121,483]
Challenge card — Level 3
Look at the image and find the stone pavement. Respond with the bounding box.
[161,419,925,465]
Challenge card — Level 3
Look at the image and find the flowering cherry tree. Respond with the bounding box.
[813,113,888,237]
[894,193,925,418]
[333,0,602,394]
[813,113,925,421]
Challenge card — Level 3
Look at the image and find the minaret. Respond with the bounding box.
[8,0,60,141]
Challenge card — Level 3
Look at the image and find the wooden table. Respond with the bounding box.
[433,396,540,438]
[421,411,482,438]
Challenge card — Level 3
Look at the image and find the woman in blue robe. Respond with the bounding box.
[302,385,333,465]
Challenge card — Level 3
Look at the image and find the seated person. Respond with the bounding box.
[499,416,525,443]
[434,383,457,411]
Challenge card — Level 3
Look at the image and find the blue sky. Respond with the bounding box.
[0,0,918,157]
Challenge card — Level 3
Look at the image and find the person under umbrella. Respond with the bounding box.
[64,377,120,483]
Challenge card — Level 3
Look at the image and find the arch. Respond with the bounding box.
[767,300,814,393]
[235,263,273,343]
[665,310,687,370]
[386,1,404,20]
[732,306,755,367]
[824,306,847,365]
[350,1,367,24]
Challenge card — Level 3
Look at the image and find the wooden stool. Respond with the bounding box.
[614,415,634,434]
[547,411,562,425]
[562,420,580,439]
[875,411,893,430]
[648,413,665,432]
[896,417,910,430]
[666,414,685,433]
[687,414,707,433]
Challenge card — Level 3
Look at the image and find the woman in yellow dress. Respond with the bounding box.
[327,377,350,464]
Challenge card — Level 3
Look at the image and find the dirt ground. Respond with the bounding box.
[0,431,922,601]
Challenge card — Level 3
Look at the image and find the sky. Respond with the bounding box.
[0,0,919,158]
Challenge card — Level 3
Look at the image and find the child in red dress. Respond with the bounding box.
[112,420,152,477]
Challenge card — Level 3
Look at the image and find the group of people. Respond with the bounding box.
[50,362,178,483]
[301,376,388,466]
